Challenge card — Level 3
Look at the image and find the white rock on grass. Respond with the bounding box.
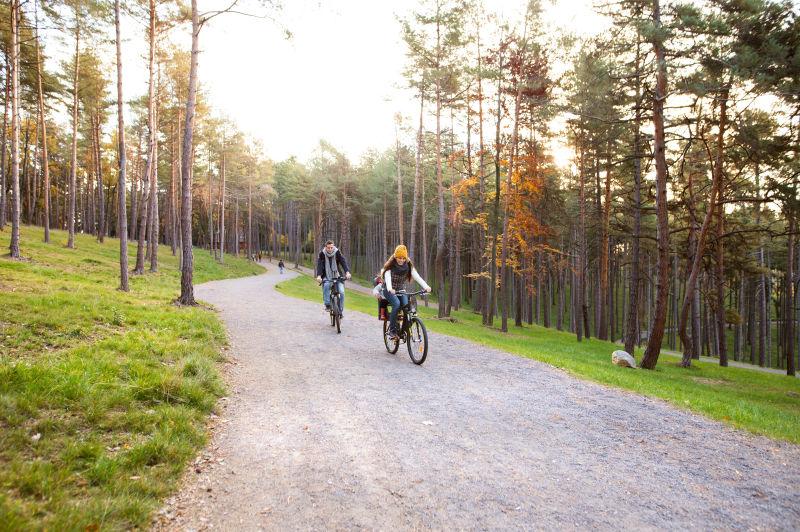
[612,350,637,368]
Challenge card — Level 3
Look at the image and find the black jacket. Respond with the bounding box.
[315,249,350,279]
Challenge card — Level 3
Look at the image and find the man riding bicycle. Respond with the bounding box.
[315,240,352,317]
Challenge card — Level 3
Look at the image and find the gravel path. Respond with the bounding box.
[154,268,800,531]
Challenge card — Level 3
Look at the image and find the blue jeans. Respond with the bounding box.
[323,280,345,311]
[383,288,408,332]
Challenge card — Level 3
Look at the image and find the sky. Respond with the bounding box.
[189,0,607,163]
[44,0,608,165]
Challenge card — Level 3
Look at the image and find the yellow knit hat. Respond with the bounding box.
[393,245,409,260]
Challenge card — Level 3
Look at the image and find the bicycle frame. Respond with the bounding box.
[322,277,347,312]
[393,290,426,338]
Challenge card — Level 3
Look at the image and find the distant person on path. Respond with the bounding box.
[278,260,285,274]
[315,240,352,314]
[380,245,431,338]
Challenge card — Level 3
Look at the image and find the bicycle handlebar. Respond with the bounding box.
[395,289,429,298]
[319,276,348,286]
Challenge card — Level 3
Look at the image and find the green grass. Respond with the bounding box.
[277,272,800,444]
[0,225,263,530]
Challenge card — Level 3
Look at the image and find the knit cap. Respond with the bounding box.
[394,245,409,260]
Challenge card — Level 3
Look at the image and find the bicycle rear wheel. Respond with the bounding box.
[383,320,399,354]
[407,317,428,365]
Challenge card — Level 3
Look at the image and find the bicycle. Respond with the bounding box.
[321,277,346,334]
[382,289,429,365]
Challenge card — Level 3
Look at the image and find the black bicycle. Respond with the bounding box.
[382,289,429,365]
[322,277,346,334]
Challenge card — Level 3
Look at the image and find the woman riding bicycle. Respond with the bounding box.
[380,245,431,339]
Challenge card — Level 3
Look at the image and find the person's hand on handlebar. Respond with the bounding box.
[316,276,322,284]
[425,287,432,293]
[389,288,396,295]
[345,272,351,280]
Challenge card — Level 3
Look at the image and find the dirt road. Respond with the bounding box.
[154,268,800,530]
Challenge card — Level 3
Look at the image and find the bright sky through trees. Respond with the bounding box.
[191,0,606,162]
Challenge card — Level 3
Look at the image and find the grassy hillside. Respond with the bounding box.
[277,272,800,444]
[0,226,263,529]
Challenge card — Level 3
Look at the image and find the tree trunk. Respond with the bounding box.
[67,9,80,249]
[0,54,8,231]
[178,0,199,305]
[94,116,106,242]
[114,0,129,291]
[8,1,21,258]
[35,7,51,244]
[487,49,503,326]
[146,1,159,272]
[434,10,447,319]
[248,181,253,259]
[785,212,796,376]
[499,42,525,332]
[598,141,612,340]
[148,131,159,272]
[640,0,670,370]
[624,33,643,356]
[395,117,404,244]
[715,193,727,366]
[219,151,225,261]
[410,87,424,260]
[678,86,729,366]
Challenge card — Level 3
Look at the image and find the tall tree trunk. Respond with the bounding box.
[715,192,727,366]
[410,86,424,260]
[640,0,670,370]
[577,143,588,341]
[395,115,404,244]
[130,141,140,239]
[598,141,612,340]
[487,48,503,326]
[678,86,729,366]
[35,4,51,244]
[0,54,8,231]
[434,10,447,318]
[785,211,796,376]
[178,0,199,305]
[756,164,768,367]
[114,0,129,291]
[94,116,106,242]
[148,131,159,272]
[499,39,525,332]
[248,181,253,259]
[234,198,239,257]
[476,37,488,321]
[624,33,643,356]
[219,150,225,262]
[67,7,80,249]
[8,0,21,258]
[146,0,159,272]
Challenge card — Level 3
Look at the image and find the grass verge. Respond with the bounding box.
[276,272,800,444]
[0,226,263,529]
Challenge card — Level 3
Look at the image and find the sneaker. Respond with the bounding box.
[339,313,344,320]
[324,304,331,311]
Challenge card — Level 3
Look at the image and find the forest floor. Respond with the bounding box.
[156,267,800,530]
[0,226,263,530]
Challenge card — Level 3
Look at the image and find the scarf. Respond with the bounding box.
[323,247,340,280]
[390,262,410,291]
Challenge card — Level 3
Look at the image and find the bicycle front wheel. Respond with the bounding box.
[407,317,428,365]
[335,311,341,334]
[383,320,399,354]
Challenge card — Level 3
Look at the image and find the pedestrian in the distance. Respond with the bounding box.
[278,260,285,274]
